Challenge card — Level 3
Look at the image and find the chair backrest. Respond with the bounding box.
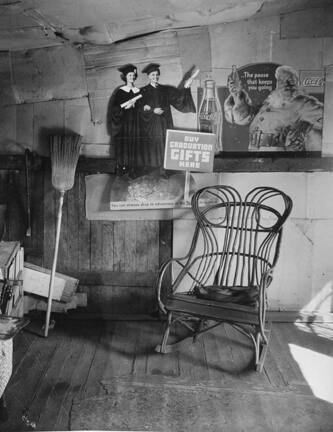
[174,185,292,294]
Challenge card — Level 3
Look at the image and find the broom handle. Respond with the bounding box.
[44,190,65,337]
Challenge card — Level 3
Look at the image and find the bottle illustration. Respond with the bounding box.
[198,79,223,152]
[231,64,241,88]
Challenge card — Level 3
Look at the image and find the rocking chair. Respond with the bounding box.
[155,185,292,372]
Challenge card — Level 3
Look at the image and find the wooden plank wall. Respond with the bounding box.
[0,167,171,316]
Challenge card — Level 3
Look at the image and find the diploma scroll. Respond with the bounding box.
[120,94,142,108]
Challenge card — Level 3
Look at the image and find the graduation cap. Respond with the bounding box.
[142,63,160,75]
[118,64,137,75]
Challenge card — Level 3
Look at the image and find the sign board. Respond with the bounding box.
[299,70,325,94]
[164,129,215,172]
[108,171,195,211]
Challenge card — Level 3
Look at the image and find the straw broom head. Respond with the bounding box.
[50,134,82,192]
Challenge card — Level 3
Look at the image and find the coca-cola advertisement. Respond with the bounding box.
[217,63,325,153]
[299,70,325,93]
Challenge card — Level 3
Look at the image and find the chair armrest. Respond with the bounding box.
[155,257,190,314]
[258,266,274,293]
[257,266,275,331]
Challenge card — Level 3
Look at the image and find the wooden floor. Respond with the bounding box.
[2,316,333,431]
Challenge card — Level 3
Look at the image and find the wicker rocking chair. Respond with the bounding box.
[155,185,292,372]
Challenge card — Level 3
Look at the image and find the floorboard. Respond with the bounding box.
[54,321,101,431]
[2,317,333,431]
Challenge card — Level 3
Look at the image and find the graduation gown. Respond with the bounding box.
[107,85,141,173]
[139,84,196,168]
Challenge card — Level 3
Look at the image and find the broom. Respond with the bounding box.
[44,134,82,337]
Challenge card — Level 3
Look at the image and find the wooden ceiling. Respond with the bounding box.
[0,0,332,51]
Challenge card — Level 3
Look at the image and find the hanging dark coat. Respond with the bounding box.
[139,84,196,168]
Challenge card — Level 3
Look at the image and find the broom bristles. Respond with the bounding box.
[50,134,82,192]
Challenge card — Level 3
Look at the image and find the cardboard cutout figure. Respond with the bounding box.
[107,64,142,176]
[139,63,196,170]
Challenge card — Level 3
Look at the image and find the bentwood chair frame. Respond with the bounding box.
[155,185,292,372]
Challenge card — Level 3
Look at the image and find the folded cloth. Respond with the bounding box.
[193,285,258,306]
[0,316,29,400]
[0,338,12,399]
[0,316,30,341]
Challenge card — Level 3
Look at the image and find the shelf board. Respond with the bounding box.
[0,154,332,173]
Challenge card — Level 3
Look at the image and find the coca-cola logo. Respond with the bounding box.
[302,77,324,87]
[199,112,219,121]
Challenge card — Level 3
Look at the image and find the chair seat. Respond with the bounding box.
[165,293,260,325]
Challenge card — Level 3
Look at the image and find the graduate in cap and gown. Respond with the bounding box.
[107,63,142,176]
[139,63,196,170]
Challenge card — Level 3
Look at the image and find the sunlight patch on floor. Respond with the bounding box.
[295,321,333,340]
[289,343,333,404]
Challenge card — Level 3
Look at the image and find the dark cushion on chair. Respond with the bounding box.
[165,293,260,325]
[193,285,258,307]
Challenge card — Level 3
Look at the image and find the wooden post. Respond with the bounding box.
[184,171,191,205]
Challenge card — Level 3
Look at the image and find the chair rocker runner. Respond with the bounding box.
[155,185,292,372]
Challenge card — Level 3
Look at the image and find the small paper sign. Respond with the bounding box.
[164,129,215,172]
[299,70,325,94]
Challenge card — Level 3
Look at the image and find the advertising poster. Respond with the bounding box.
[109,130,214,210]
[109,170,194,210]
[164,129,215,172]
[218,62,325,153]
[105,61,325,212]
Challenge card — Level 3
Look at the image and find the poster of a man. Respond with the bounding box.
[223,63,324,152]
